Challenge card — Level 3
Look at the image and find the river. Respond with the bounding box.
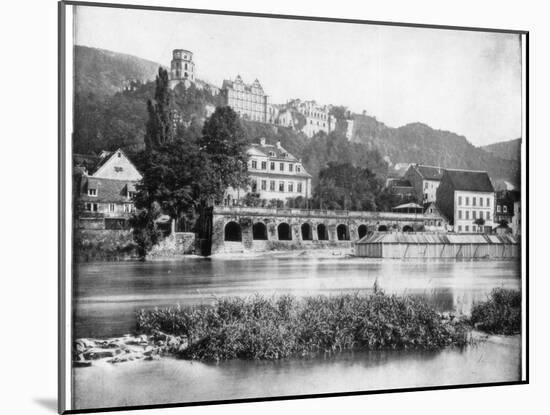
[72,256,522,410]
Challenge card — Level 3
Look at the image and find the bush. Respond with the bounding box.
[470,288,521,335]
[136,292,469,361]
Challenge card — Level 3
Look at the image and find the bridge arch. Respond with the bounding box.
[277,222,292,241]
[252,222,268,240]
[224,221,242,242]
[378,224,388,232]
[402,225,414,233]
[301,223,313,241]
[357,224,368,240]
[337,224,350,241]
[317,224,329,241]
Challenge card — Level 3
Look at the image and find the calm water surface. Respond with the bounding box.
[72,257,522,410]
[74,257,521,338]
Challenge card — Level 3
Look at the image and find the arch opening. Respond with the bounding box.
[402,225,414,233]
[337,224,350,241]
[252,222,268,240]
[224,221,242,242]
[317,224,328,241]
[301,223,312,241]
[357,224,368,240]
[277,223,292,241]
[378,225,388,232]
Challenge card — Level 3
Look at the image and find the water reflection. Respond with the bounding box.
[74,257,520,339]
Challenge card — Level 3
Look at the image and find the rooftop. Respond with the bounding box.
[411,164,445,180]
[443,169,495,193]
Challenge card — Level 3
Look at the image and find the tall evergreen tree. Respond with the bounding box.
[144,68,174,150]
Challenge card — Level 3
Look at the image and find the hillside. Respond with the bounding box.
[72,46,520,187]
[481,138,522,162]
[350,115,520,186]
[74,45,163,96]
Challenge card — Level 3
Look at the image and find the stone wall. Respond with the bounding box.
[147,232,196,259]
[210,206,427,255]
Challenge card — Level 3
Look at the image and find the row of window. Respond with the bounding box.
[250,160,302,173]
[458,195,491,207]
[228,90,266,102]
[253,180,304,193]
[302,110,328,120]
[457,210,491,221]
[457,225,486,233]
[496,205,509,213]
[84,202,135,213]
[88,189,135,199]
[308,119,327,128]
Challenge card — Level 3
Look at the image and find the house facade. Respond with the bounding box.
[436,169,495,233]
[291,100,335,138]
[403,164,444,203]
[495,190,520,226]
[224,138,312,205]
[386,178,416,201]
[221,75,273,123]
[76,149,142,230]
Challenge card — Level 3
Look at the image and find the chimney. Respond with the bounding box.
[260,137,266,146]
[276,141,282,149]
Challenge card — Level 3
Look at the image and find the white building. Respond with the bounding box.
[403,164,444,204]
[224,138,312,205]
[436,169,495,233]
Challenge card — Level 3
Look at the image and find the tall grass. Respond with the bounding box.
[470,288,521,335]
[136,292,469,361]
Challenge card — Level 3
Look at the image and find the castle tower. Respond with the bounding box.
[169,49,195,89]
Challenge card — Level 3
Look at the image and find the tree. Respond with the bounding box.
[199,106,250,205]
[144,68,175,150]
[474,218,486,227]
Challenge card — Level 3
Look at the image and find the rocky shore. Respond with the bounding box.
[73,330,189,367]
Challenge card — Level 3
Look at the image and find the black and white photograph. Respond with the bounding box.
[57,1,527,413]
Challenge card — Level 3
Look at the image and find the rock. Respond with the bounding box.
[138,334,149,343]
[144,354,161,361]
[74,338,95,352]
[73,361,92,368]
[83,348,122,360]
[107,352,144,364]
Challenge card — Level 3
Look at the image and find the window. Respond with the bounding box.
[123,204,132,213]
[251,160,257,169]
[465,225,469,232]
[465,197,469,206]
[297,165,301,173]
[458,196,462,205]
[269,151,275,157]
[261,161,267,170]
[472,197,476,206]
[88,188,97,197]
[109,203,115,212]
[279,181,285,192]
[270,162,275,170]
[115,166,123,172]
[497,205,501,213]
[486,197,490,207]
[458,210,462,219]
[85,202,98,212]
[297,183,303,193]
[465,211,469,220]
[127,191,135,199]
[280,162,284,171]
[503,205,508,213]
[486,211,491,220]
[288,182,294,192]
[270,180,275,191]
[261,180,267,191]
[473,211,476,219]
[458,225,462,232]
[289,164,294,172]
[424,182,428,189]
[479,197,483,206]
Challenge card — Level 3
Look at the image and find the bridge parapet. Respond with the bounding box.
[210,206,439,255]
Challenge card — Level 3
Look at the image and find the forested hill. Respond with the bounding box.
[481,138,522,162]
[75,45,162,96]
[73,46,520,187]
[350,115,520,186]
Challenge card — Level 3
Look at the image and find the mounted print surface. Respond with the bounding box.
[58,1,528,413]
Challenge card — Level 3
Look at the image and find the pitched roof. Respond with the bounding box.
[443,169,495,193]
[412,164,445,180]
[80,176,137,203]
[388,178,413,187]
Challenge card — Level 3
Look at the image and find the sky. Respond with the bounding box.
[74,5,523,146]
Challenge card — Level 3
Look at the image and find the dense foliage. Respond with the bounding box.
[470,288,521,335]
[136,292,469,361]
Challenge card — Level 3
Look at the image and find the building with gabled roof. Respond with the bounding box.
[223,138,312,205]
[403,163,445,203]
[75,149,142,230]
[221,75,275,123]
[436,169,495,233]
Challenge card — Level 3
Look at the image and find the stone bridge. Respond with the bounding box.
[210,206,434,254]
